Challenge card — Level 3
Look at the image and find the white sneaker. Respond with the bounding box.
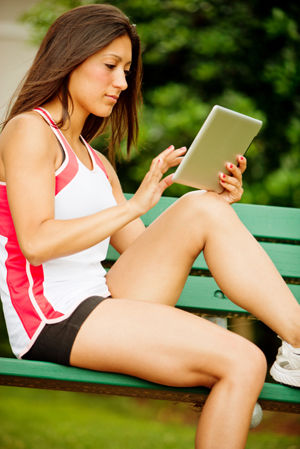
[270,339,300,388]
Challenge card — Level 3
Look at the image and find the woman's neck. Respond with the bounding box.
[41,97,88,146]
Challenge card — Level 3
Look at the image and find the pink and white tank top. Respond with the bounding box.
[0,107,117,358]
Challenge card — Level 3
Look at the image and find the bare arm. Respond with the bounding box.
[2,116,185,265]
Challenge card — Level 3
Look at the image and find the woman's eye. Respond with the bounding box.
[124,70,131,77]
[105,64,115,70]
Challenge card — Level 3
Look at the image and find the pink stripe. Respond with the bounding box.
[88,145,109,179]
[55,142,78,195]
[34,108,79,195]
[34,107,58,128]
[29,264,63,319]
[0,185,62,337]
[0,186,41,337]
[5,240,41,338]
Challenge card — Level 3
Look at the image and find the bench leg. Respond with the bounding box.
[207,316,228,329]
[250,403,263,428]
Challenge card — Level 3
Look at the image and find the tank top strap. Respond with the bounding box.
[33,107,74,159]
[34,107,59,128]
[33,107,79,195]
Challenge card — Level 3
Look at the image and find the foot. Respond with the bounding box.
[270,339,300,388]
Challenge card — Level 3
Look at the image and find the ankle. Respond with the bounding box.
[281,314,300,348]
[290,339,300,349]
[283,333,300,348]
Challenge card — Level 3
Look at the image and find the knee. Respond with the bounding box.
[179,190,232,227]
[226,342,267,391]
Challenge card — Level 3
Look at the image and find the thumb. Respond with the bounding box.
[158,173,174,194]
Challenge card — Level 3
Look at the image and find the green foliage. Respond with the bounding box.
[21,0,300,206]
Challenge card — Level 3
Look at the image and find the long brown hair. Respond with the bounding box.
[3,4,142,163]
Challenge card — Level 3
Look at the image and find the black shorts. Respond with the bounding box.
[22,296,109,366]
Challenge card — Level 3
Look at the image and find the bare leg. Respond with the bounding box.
[70,298,266,449]
[70,191,297,448]
[107,191,300,346]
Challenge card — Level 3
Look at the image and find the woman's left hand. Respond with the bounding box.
[218,155,247,204]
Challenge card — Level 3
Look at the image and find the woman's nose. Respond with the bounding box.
[113,69,128,91]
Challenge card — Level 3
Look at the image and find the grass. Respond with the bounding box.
[0,386,299,449]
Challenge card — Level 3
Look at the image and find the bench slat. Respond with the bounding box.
[189,241,300,278]
[233,203,300,241]
[0,358,299,412]
[176,276,300,314]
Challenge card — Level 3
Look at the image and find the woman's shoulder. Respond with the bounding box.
[0,112,53,156]
[2,111,49,138]
[0,111,57,173]
[93,149,109,165]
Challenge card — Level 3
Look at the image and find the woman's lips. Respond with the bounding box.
[105,95,118,102]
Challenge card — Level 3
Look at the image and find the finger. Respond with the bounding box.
[168,156,185,168]
[164,147,186,166]
[219,178,243,198]
[225,163,242,184]
[219,172,240,187]
[162,146,187,162]
[154,146,187,173]
[236,155,247,174]
[157,145,175,159]
[158,173,174,194]
[173,146,187,156]
[151,147,174,170]
[150,153,164,170]
[219,180,237,192]
[149,148,172,171]
[147,158,164,183]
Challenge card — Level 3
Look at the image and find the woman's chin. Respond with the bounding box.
[92,105,115,118]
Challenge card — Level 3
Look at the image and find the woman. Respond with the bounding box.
[0,4,299,449]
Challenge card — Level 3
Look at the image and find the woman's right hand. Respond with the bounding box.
[129,145,187,216]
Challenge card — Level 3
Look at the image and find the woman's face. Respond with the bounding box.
[68,34,132,118]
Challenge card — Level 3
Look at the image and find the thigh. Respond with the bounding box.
[69,297,253,388]
[106,191,207,306]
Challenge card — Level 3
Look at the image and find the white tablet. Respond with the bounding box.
[172,105,262,193]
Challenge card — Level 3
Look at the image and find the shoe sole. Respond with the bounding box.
[270,362,300,388]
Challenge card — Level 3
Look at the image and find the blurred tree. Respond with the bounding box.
[21,0,300,206]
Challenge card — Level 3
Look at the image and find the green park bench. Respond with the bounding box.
[0,194,299,423]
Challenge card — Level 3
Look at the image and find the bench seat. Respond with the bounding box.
[1,357,299,413]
